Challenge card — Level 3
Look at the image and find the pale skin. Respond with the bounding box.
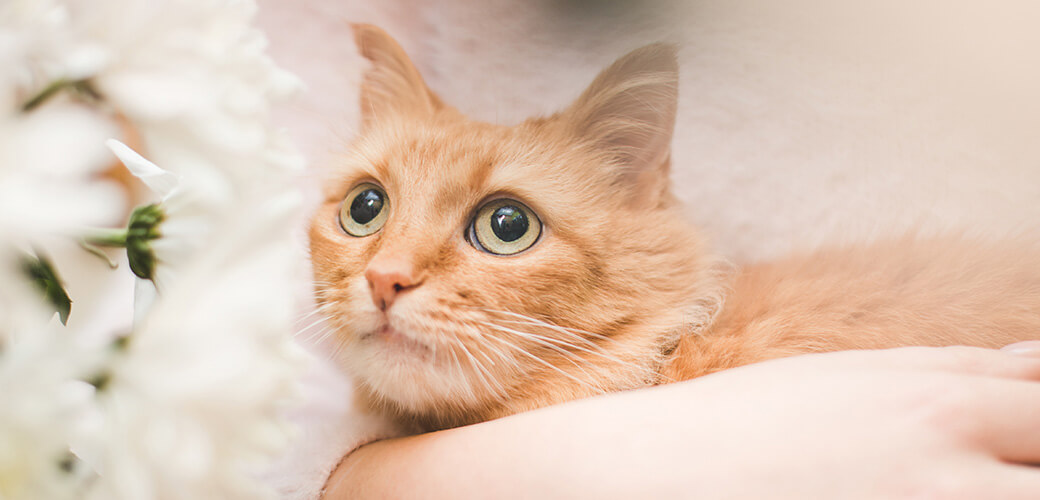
[323,344,1040,499]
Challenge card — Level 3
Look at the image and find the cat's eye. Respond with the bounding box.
[340,183,389,237]
[469,199,541,255]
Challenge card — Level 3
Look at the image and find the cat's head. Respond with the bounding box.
[310,24,719,428]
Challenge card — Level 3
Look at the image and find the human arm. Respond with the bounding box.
[323,344,1040,499]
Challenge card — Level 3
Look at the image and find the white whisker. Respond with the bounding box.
[482,333,604,394]
[496,320,661,377]
[295,315,331,339]
[478,321,599,381]
[313,326,337,345]
[473,307,620,344]
[447,337,508,397]
[472,308,671,383]
[294,301,334,324]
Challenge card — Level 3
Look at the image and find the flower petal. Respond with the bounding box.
[105,139,180,198]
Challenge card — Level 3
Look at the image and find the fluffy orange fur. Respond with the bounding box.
[309,24,1040,432]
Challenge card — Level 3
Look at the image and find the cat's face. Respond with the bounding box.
[310,25,714,426]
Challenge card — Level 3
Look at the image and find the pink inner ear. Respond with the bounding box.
[353,23,443,128]
[563,43,679,206]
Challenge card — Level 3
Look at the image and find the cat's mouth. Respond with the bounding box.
[363,325,433,360]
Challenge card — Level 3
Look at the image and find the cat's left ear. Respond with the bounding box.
[560,43,678,207]
[352,24,443,129]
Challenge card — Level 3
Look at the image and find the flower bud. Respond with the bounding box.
[125,204,164,280]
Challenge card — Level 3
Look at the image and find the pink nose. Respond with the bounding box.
[364,259,422,311]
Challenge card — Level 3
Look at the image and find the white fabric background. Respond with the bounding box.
[255,1,1040,497]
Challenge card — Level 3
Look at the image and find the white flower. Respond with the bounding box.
[77,0,305,186]
[0,258,98,500]
[84,189,306,500]
[0,0,108,110]
[0,2,121,240]
[2,1,309,498]
[104,139,223,292]
[0,105,125,247]
[3,0,303,254]
[0,338,78,500]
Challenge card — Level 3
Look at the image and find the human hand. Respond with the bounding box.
[324,345,1040,499]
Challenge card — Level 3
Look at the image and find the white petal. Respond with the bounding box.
[132,279,157,326]
[104,139,180,198]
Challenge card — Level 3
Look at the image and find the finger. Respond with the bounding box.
[952,377,1040,464]
[914,461,1040,500]
[824,345,1040,381]
[1002,341,1040,356]
[987,463,1040,500]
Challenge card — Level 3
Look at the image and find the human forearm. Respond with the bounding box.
[324,345,1040,499]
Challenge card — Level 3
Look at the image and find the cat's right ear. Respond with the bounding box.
[352,24,442,128]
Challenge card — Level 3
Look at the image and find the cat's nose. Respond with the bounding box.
[365,258,423,312]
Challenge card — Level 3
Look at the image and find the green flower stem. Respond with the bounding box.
[78,241,119,269]
[21,79,71,112]
[21,78,101,112]
[84,227,129,248]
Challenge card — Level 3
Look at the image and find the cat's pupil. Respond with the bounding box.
[490,206,528,242]
[350,189,384,225]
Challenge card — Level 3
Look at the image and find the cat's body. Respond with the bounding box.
[309,25,1040,432]
[666,236,1040,381]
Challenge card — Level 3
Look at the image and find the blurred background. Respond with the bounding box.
[258,0,1040,263]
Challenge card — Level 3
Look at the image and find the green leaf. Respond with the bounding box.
[21,252,72,324]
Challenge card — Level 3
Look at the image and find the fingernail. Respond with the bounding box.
[1001,341,1040,355]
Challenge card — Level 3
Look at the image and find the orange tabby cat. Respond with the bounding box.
[309,24,1040,432]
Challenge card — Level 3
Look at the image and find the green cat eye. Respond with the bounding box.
[340,183,389,237]
[470,199,541,255]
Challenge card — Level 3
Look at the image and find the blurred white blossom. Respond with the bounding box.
[105,139,221,292]
[0,260,96,500]
[84,192,304,500]
[0,333,81,500]
[0,107,125,245]
[0,0,309,498]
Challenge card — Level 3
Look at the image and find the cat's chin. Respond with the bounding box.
[360,325,434,362]
[349,325,488,416]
